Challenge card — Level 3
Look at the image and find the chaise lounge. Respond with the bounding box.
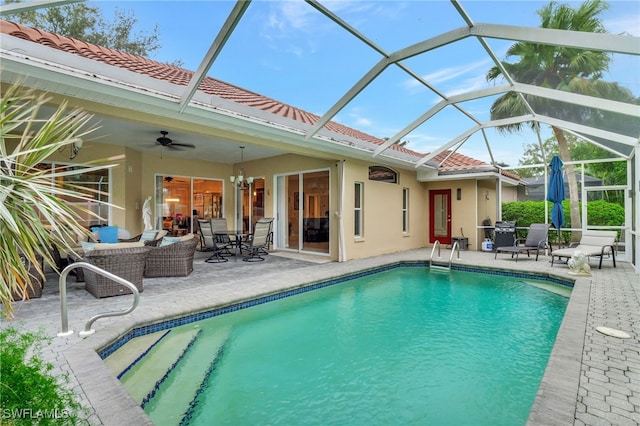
[551,230,617,269]
[494,223,550,262]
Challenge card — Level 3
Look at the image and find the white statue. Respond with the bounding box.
[142,196,153,231]
[568,250,591,276]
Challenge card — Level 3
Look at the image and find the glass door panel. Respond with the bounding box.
[287,174,300,250]
[302,171,329,253]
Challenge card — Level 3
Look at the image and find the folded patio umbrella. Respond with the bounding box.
[547,155,565,248]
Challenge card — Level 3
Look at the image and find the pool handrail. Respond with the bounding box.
[429,240,461,269]
[58,261,140,337]
[449,240,461,268]
[429,240,442,268]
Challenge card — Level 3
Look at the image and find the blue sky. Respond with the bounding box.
[95,0,639,166]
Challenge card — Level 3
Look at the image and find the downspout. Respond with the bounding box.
[336,160,346,262]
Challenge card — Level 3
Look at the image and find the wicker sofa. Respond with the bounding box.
[144,235,199,278]
[82,244,151,298]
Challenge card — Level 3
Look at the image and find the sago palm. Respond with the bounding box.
[486,0,630,241]
[1,83,119,318]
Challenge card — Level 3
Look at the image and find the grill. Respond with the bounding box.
[494,221,516,250]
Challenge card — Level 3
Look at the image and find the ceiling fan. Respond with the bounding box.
[155,131,195,150]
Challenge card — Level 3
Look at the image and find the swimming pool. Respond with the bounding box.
[103,265,570,425]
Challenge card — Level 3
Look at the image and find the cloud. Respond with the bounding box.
[403,58,493,95]
[605,15,640,37]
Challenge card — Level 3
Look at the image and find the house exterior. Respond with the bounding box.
[1,20,523,260]
[519,174,603,202]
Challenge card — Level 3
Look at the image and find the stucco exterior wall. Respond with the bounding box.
[8,133,516,260]
[342,159,428,260]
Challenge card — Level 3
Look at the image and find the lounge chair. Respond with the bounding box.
[243,218,274,262]
[83,245,150,298]
[494,223,550,262]
[551,230,617,269]
[144,234,199,277]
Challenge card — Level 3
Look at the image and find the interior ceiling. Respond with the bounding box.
[1,0,638,167]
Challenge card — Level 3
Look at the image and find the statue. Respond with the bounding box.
[142,196,153,231]
[568,250,591,276]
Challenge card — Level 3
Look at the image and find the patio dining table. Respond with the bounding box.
[215,230,247,259]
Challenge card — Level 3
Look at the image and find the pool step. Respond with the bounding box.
[145,326,232,425]
[118,326,202,405]
[103,330,169,379]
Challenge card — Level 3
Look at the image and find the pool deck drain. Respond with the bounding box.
[1,249,638,425]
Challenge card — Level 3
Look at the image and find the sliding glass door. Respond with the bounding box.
[155,175,223,235]
[276,170,329,254]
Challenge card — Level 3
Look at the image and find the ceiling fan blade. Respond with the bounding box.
[170,142,196,148]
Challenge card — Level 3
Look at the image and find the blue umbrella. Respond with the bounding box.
[547,155,565,247]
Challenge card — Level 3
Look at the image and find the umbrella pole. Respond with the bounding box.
[557,228,562,249]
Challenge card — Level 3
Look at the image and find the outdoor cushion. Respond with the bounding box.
[140,230,158,241]
[93,241,145,251]
[159,233,194,247]
[551,230,617,269]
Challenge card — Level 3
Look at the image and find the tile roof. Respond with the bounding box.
[0,20,518,179]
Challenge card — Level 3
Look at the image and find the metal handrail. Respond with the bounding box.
[58,262,140,337]
[449,240,461,268]
[429,240,441,268]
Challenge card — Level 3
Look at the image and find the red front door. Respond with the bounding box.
[429,189,451,245]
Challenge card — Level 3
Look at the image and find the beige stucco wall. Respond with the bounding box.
[342,159,428,260]
[8,130,517,259]
[501,185,519,203]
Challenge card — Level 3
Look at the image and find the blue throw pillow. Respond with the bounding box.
[81,241,96,252]
[159,236,181,247]
[140,230,158,242]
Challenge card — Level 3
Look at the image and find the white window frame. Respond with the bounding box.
[402,187,409,233]
[354,181,363,237]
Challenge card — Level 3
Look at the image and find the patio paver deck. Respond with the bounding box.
[1,248,638,425]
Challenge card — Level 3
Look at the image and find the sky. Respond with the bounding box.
[92,0,640,166]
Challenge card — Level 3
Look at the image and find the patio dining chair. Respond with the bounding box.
[210,218,235,256]
[199,219,229,263]
[243,218,274,262]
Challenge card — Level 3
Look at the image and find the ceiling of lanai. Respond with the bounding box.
[0,0,638,172]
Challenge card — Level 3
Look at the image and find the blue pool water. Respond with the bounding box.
[112,267,569,426]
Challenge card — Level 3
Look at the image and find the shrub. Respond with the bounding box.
[0,328,83,425]
[501,200,625,245]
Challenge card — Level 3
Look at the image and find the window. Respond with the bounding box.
[368,165,397,183]
[36,162,110,228]
[402,187,409,233]
[354,182,363,237]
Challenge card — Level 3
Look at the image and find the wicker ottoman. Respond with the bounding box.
[83,246,150,298]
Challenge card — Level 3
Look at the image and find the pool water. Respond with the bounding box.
[112,267,569,426]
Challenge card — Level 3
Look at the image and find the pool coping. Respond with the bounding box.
[64,259,583,425]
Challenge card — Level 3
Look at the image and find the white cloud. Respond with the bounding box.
[403,58,493,96]
[605,15,640,37]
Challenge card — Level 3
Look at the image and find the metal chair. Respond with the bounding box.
[243,218,274,262]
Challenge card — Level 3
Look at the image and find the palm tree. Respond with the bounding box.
[486,0,631,241]
[0,83,118,317]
